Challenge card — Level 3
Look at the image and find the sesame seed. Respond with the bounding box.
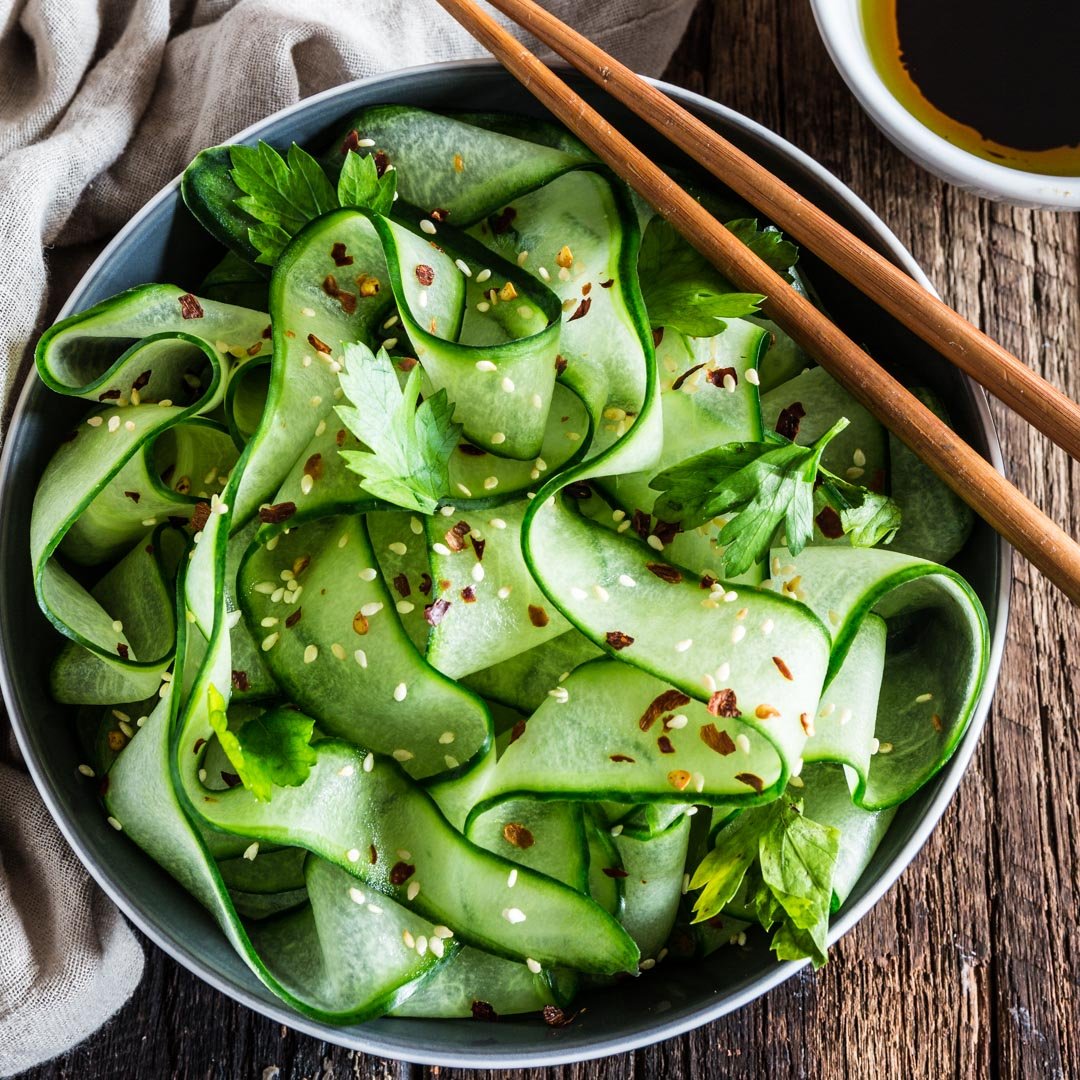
[119,720,134,738]
[107,415,120,433]
[723,590,738,603]
[438,731,455,745]
[420,219,437,234]
[331,642,347,659]
[736,733,751,754]
[789,774,805,788]
[716,662,731,681]
[432,542,453,557]
[477,301,491,313]
[300,475,314,495]
[363,752,374,771]
[483,476,498,491]
[457,482,473,497]
[396,601,414,614]
[433,924,454,939]
[243,842,259,861]
[692,771,705,793]
[430,936,445,958]
[870,737,881,754]
[916,692,934,703]
[360,602,383,617]
[731,625,746,644]
[383,337,399,350]
[593,584,609,601]
[403,930,416,949]
[407,881,420,900]
[536,457,548,471]
[571,586,588,600]
[647,535,664,551]
[359,567,378,581]
[503,907,527,924]
[78,763,95,777]
[762,619,774,635]
[159,399,173,407]
[394,683,408,702]
[548,686,570,704]
[349,886,365,905]
[303,644,318,664]
[640,958,656,971]
[736,607,748,620]
[354,649,368,668]
[455,258,472,276]
[526,957,542,973]
[617,521,631,533]
[339,764,355,777]
[675,638,693,652]
[389,541,407,555]
[839,707,853,725]
[501,377,515,393]
[367,904,383,914]
[490,518,507,529]
[107,816,122,831]
[261,632,279,651]
[722,373,736,392]
[846,466,865,480]
[702,673,717,692]
[682,873,690,895]
[668,714,688,729]
[383,315,400,329]
[124,420,136,432]
[854,448,867,467]
[566,431,580,441]
[507,869,518,888]
[746,368,760,385]
[87,416,103,427]
[610,824,624,837]
[878,741,894,754]
[497,586,511,599]
[476,268,492,283]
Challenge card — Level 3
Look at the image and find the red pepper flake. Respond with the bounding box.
[471,1000,498,1022]
[736,772,765,793]
[605,630,635,651]
[869,468,887,494]
[389,861,415,885]
[261,325,272,339]
[322,274,357,315]
[555,354,568,375]
[489,206,517,235]
[707,366,738,388]
[471,536,486,562]
[307,333,332,355]
[657,735,676,754]
[932,713,944,732]
[600,278,615,289]
[510,719,528,743]
[700,723,736,755]
[645,562,682,584]
[528,604,549,627]
[653,519,681,545]
[566,481,592,500]
[461,586,477,603]
[775,401,806,441]
[98,388,121,401]
[639,689,691,732]
[445,520,471,551]
[502,822,534,849]
[424,598,451,626]
[116,643,129,658]
[631,509,651,540]
[340,129,360,154]
[438,579,451,592]
[124,490,141,503]
[231,670,250,692]
[418,573,433,595]
[132,369,152,390]
[335,429,348,448]
[700,573,717,591]
[652,327,665,348]
[246,339,264,356]
[671,363,705,391]
[582,282,592,296]
[258,501,296,524]
[668,769,691,791]
[373,150,390,177]
[800,713,813,735]
[602,866,629,878]
[772,656,794,681]
[178,293,204,319]
[193,738,206,754]
[708,689,739,718]
[568,297,592,322]
[393,573,411,598]
[303,453,323,480]
[543,1005,581,1027]
[331,242,353,267]
[221,771,241,788]
[430,207,451,223]
[356,273,381,298]
[755,704,781,719]
[415,263,435,286]
[284,607,302,629]
[815,505,844,539]
[458,442,486,457]
[610,753,636,763]
[189,501,212,533]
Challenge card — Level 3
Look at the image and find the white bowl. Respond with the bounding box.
[810,0,1080,210]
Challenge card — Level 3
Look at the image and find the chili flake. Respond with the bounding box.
[331,242,353,267]
[639,690,691,732]
[178,293,204,319]
[775,401,806,440]
[645,562,682,584]
[700,723,736,755]
[258,502,296,525]
[772,656,794,681]
[415,263,435,286]
[815,505,844,539]
[389,861,415,885]
[707,689,739,718]
[502,823,534,849]
[424,598,451,626]
[605,630,635,651]
[307,333,332,355]
[528,604,549,627]
[736,772,765,793]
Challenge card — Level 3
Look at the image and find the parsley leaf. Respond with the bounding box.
[638,218,764,337]
[336,342,461,514]
[650,418,849,576]
[819,471,902,548]
[689,798,839,968]
[207,686,317,802]
[637,217,798,338]
[337,150,397,215]
[229,143,395,265]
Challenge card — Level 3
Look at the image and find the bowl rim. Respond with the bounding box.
[0,57,1011,1067]
[809,0,1080,209]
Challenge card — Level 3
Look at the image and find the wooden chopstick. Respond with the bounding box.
[481,0,1080,467]
[435,0,1080,603]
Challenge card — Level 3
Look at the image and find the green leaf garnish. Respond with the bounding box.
[650,418,849,576]
[637,217,797,338]
[336,342,462,514]
[207,686,317,802]
[690,798,839,968]
[230,143,395,265]
[819,470,902,548]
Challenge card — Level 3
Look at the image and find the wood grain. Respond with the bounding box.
[18,1,1080,1077]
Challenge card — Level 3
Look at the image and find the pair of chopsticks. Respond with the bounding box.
[436,0,1080,604]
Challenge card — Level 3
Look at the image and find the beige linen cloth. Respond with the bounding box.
[0,0,695,1073]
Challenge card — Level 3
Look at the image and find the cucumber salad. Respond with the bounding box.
[30,105,989,1023]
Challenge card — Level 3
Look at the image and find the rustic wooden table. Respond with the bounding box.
[21,1,1080,1077]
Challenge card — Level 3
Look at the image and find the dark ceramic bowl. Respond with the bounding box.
[0,61,1009,1067]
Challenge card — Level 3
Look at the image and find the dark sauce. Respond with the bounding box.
[862,0,1080,176]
